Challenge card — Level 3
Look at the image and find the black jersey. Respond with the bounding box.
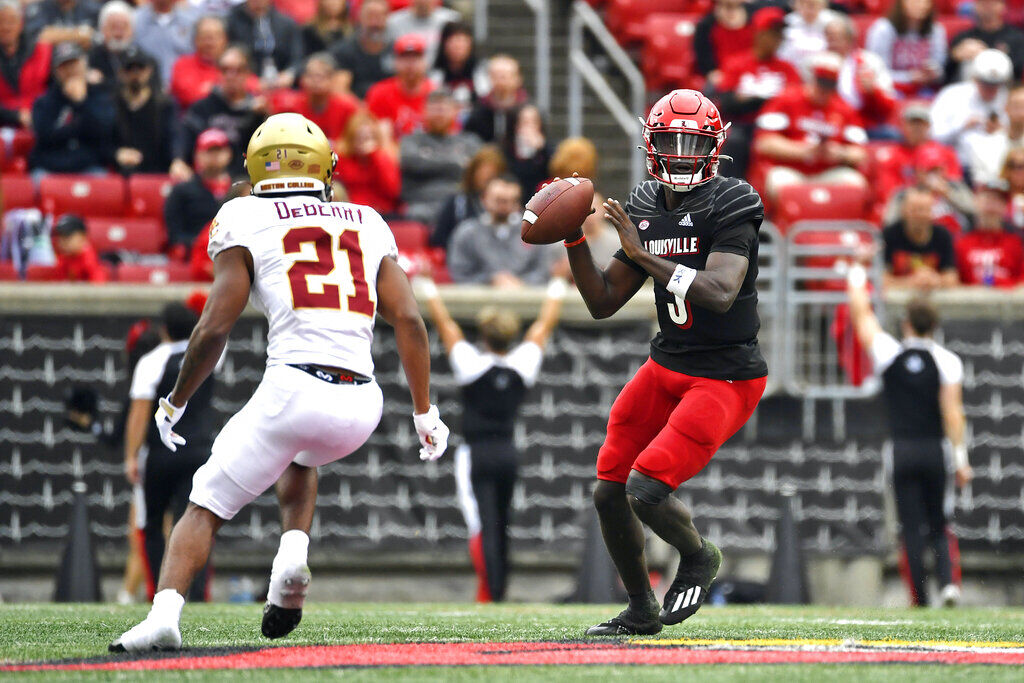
[614,176,768,380]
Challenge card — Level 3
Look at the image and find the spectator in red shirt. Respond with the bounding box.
[957,179,1024,286]
[334,109,400,214]
[883,184,959,289]
[53,214,108,283]
[715,6,801,178]
[0,0,51,125]
[170,16,230,110]
[365,32,433,138]
[271,52,359,142]
[875,102,961,209]
[693,0,754,90]
[826,14,897,134]
[753,51,868,200]
[882,141,974,235]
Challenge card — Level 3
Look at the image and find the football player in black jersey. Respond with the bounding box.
[562,89,768,635]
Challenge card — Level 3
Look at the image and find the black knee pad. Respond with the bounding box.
[625,470,674,506]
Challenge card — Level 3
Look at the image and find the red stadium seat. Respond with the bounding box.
[775,182,870,230]
[128,174,175,219]
[606,0,695,45]
[117,262,194,284]
[39,174,126,218]
[938,15,974,44]
[642,13,702,91]
[87,217,166,254]
[7,128,34,160]
[1,174,36,210]
[0,261,19,280]
[24,264,60,281]
[389,220,430,251]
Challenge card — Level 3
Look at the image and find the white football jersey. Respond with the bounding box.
[208,194,398,377]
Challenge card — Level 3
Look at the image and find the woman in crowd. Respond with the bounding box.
[420,275,566,603]
[333,109,401,215]
[1001,147,1024,229]
[866,0,946,96]
[430,21,488,117]
[506,104,551,201]
[301,0,351,57]
[548,136,598,184]
[432,144,507,249]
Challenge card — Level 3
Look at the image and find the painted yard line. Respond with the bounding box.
[4,642,1024,672]
[632,638,1024,650]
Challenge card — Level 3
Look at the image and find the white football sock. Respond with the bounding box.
[272,530,310,573]
[150,589,185,625]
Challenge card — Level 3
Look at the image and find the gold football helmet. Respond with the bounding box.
[244,113,337,200]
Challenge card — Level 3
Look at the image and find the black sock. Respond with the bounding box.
[627,589,658,614]
[679,537,706,561]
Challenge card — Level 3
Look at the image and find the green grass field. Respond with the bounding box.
[2,603,1024,681]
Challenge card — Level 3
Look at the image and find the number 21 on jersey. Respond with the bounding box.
[282,226,374,316]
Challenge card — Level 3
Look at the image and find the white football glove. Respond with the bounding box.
[413,405,449,461]
[154,396,187,452]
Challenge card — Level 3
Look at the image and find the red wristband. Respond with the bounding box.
[564,233,586,248]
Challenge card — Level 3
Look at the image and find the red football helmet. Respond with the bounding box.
[642,89,729,190]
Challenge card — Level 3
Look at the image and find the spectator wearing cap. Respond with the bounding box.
[715,6,801,178]
[177,45,267,178]
[875,102,961,209]
[0,0,51,127]
[966,85,1024,186]
[85,0,136,89]
[132,0,197,86]
[882,144,974,235]
[271,52,359,142]
[227,0,303,89]
[333,109,401,214]
[24,0,99,49]
[865,0,946,97]
[931,49,1011,166]
[400,88,480,225]
[165,128,232,257]
[366,33,434,139]
[114,47,177,177]
[385,0,458,67]
[752,51,867,200]
[778,0,843,76]
[956,180,1024,286]
[53,214,108,282]
[948,0,1024,81]
[693,0,754,89]
[30,41,115,175]
[826,14,896,135]
[463,54,528,148]
[330,0,391,99]
[170,16,238,110]
[883,185,959,290]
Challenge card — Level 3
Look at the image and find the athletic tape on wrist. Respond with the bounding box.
[953,443,969,469]
[666,264,697,301]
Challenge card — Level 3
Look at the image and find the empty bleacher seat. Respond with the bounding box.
[642,13,701,90]
[87,217,166,254]
[116,262,194,284]
[128,174,175,219]
[775,182,870,230]
[39,174,126,218]
[24,264,61,281]
[1,174,36,210]
[0,261,18,280]
[389,220,431,252]
[606,0,696,45]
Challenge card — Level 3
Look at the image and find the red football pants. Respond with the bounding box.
[597,358,767,489]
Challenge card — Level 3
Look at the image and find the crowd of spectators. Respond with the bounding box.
[0,0,579,287]
[685,0,1024,290]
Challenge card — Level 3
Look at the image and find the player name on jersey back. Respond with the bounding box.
[208,194,399,378]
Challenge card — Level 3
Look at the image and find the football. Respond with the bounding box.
[521,177,595,245]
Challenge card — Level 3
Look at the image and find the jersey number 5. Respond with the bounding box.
[283,226,374,316]
[666,294,693,329]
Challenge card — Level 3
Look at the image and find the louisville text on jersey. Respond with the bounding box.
[645,237,700,257]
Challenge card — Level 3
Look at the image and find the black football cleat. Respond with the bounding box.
[261,602,303,639]
[585,607,663,636]
[659,539,722,626]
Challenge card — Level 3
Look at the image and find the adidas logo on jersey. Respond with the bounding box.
[678,214,693,227]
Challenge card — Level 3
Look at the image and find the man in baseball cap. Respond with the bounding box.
[931,49,1011,164]
[364,33,434,138]
[163,128,233,258]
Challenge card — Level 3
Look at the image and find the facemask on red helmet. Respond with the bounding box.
[641,90,729,191]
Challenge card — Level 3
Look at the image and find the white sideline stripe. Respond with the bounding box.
[522,210,538,224]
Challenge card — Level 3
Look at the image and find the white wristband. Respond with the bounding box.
[666,264,697,301]
[847,263,867,289]
[952,443,969,470]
